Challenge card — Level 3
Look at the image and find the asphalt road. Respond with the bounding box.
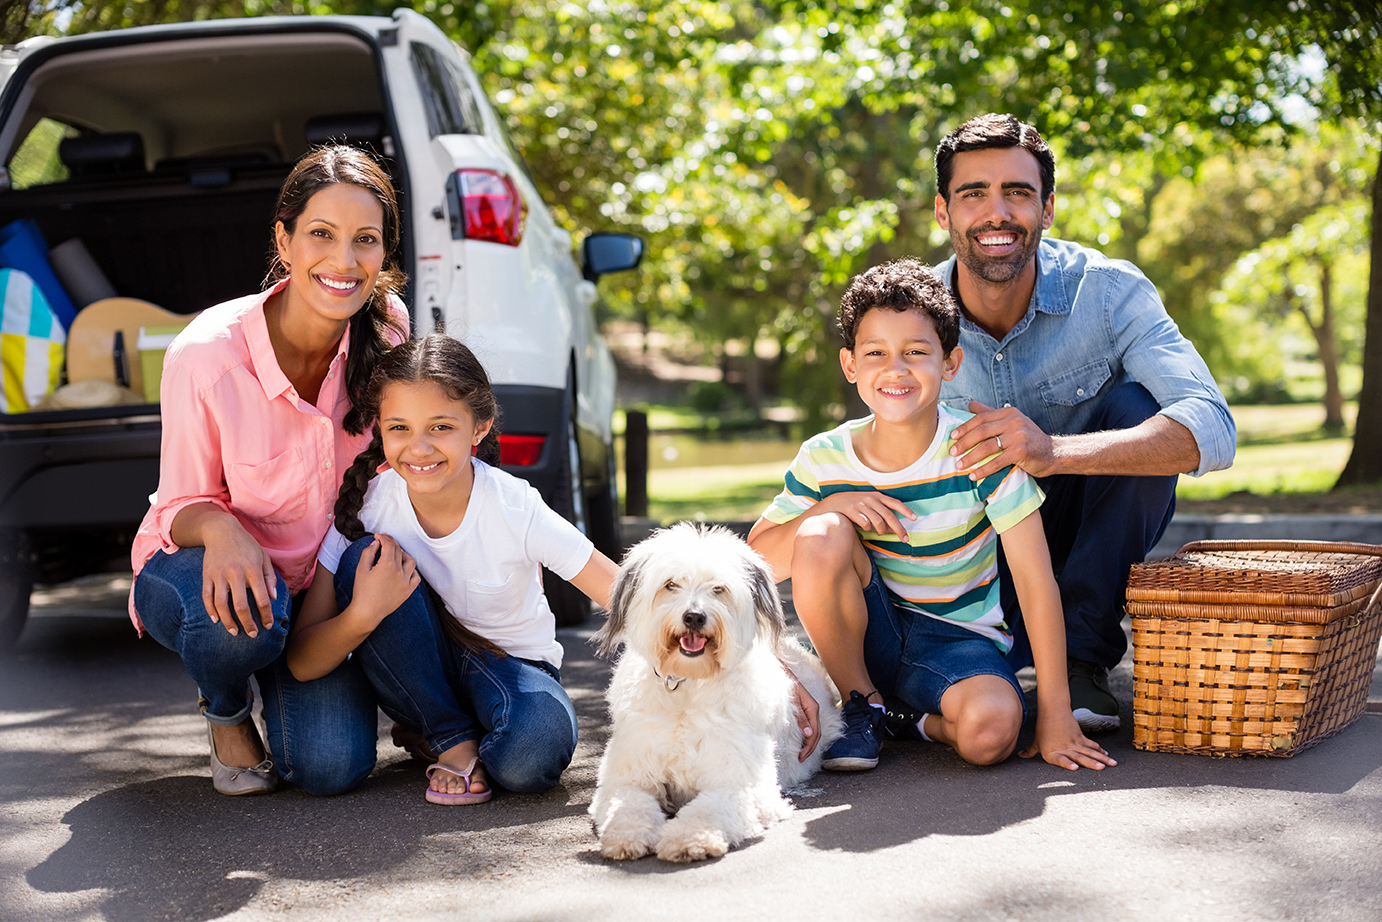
[2,573,1381,922]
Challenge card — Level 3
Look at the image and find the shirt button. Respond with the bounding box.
[1003,403,1011,408]
[1077,388,1085,396]
[995,352,1004,361]
[323,460,333,470]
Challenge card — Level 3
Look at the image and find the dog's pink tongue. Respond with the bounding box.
[680,634,707,654]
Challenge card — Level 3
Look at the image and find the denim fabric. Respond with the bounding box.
[936,238,1236,477]
[134,547,291,723]
[257,653,379,796]
[997,383,1178,672]
[338,536,578,794]
[134,546,379,795]
[860,558,1027,721]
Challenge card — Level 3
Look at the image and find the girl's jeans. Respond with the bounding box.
[337,535,578,793]
[134,547,379,795]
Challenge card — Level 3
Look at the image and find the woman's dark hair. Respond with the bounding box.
[333,334,504,655]
[837,258,959,354]
[268,145,408,436]
[934,113,1056,206]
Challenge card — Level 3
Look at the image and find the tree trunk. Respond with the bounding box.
[1335,146,1382,486]
[1294,259,1346,434]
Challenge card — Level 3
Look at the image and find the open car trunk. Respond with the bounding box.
[0,25,401,422]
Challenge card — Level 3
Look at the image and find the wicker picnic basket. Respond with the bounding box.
[1127,540,1382,757]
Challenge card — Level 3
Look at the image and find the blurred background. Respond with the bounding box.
[10,0,1379,523]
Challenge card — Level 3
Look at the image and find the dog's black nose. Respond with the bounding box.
[682,610,707,631]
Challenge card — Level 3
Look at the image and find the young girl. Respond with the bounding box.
[286,334,619,804]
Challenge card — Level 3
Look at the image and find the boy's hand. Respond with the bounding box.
[816,491,916,542]
[951,401,1057,480]
[1021,710,1118,771]
[350,534,421,628]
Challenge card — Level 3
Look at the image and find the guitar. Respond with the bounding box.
[65,298,197,401]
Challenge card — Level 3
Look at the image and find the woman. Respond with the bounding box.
[128,146,409,795]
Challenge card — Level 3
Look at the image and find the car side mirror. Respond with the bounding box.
[582,233,643,282]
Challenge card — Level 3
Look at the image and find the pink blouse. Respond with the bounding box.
[128,279,409,631]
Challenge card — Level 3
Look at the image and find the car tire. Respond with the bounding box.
[0,529,34,650]
[545,372,592,627]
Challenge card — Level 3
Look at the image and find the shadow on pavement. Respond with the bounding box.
[26,770,589,922]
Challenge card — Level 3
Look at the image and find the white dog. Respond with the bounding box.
[590,523,843,863]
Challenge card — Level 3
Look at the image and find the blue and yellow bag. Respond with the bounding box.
[1,268,66,412]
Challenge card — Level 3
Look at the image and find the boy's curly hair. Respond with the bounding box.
[837,258,959,354]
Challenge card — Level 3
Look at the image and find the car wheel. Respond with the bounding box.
[0,529,34,649]
[545,374,591,627]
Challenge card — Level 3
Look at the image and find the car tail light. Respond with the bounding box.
[497,433,545,467]
[457,169,526,246]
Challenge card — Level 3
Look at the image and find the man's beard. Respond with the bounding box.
[952,222,1041,285]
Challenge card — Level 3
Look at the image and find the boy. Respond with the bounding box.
[747,259,1114,772]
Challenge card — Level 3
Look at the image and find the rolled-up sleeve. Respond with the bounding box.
[1110,270,1237,476]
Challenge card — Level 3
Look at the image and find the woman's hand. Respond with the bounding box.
[199,513,279,637]
[349,534,421,628]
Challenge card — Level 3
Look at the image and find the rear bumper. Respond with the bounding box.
[0,418,162,529]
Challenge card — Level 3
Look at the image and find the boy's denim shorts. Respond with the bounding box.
[860,561,1028,721]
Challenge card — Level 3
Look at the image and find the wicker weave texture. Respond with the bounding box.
[1129,540,1382,758]
[1126,540,1382,609]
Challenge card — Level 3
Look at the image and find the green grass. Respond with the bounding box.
[625,402,1360,523]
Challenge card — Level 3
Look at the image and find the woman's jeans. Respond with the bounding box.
[134,547,378,795]
[337,535,577,794]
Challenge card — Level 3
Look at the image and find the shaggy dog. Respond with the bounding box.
[590,523,843,863]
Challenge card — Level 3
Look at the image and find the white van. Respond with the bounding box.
[0,10,641,642]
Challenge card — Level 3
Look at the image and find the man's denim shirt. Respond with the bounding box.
[936,238,1236,477]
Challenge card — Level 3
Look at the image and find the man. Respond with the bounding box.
[933,113,1236,732]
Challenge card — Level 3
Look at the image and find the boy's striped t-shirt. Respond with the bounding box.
[763,406,1044,651]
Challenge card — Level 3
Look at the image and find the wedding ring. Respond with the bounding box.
[996,435,1003,450]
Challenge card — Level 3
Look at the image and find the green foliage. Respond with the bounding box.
[10,0,1376,435]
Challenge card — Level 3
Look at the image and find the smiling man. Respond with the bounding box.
[932,114,1236,732]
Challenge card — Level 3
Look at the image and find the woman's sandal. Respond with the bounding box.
[424,757,492,805]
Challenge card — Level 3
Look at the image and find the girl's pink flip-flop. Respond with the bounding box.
[425,758,492,805]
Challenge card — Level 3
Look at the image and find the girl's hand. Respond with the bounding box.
[816,490,916,542]
[200,514,278,638]
[350,534,421,627]
[1021,710,1118,771]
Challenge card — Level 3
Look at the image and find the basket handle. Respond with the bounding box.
[1176,539,1382,559]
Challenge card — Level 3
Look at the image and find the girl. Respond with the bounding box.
[286,334,619,804]
[130,146,409,796]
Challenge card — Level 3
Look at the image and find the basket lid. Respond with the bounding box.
[1126,540,1382,608]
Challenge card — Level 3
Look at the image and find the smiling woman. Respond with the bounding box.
[127,146,409,797]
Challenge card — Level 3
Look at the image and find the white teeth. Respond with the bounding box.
[407,462,439,472]
[317,276,360,291]
[978,234,1016,246]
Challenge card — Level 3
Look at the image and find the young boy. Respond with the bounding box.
[748,259,1115,773]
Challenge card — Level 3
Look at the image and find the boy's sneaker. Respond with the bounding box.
[822,690,885,771]
[881,695,926,741]
[1068,657,1120,733]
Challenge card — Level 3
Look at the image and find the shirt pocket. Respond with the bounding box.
[226,447,308,525]
[463,572,524,627]
[1037,360,1111,409]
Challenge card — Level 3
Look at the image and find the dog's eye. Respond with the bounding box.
[664,580,678,591]
[712,585,727,595]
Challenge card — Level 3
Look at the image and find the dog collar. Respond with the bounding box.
[654,668,687,692]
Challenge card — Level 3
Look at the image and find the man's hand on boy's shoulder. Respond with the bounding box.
[950,401,1058,479]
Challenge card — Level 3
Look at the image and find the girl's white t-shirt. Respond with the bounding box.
[317,458,593,667]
